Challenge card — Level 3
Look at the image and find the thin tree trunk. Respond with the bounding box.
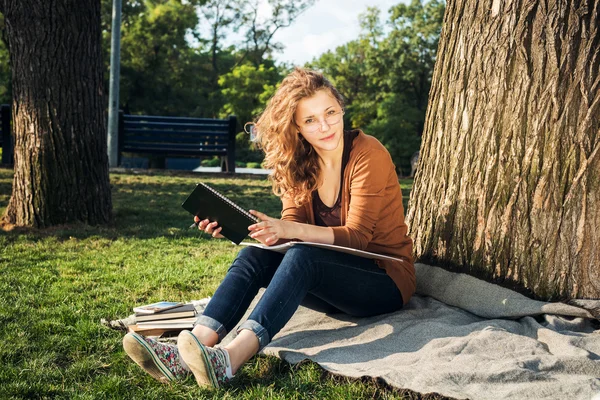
[407,0,600,300]
[0,0,112,227]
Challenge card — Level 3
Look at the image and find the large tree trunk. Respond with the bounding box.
[407,0,599,300]
[0,0,112,227]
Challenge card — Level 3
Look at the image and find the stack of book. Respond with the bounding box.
[128,301,197,336]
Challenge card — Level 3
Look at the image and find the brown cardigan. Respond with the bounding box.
[280,130,416,304]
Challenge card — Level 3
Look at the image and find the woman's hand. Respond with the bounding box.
[248,210,291,246]
[193,216,224,239]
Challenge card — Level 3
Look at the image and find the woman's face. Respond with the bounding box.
[294,89,344,156]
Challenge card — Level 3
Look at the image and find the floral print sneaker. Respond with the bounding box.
[177,330,233,388]
[123,332,189,383]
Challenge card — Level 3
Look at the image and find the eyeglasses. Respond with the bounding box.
[243,109,345,139]
[297,109,344,133]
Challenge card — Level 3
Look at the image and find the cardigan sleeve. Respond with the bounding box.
[280,193,309,223]
[331,147,391,250]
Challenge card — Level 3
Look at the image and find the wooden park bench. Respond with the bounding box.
[118,112,238,172]
[0,104,13,165]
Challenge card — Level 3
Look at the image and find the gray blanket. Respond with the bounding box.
[223,263,600,400]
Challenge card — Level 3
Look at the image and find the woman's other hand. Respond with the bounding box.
[248,210,291,246]
[194,216,224,239]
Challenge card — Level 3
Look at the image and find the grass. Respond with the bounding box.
[0,167,442,400]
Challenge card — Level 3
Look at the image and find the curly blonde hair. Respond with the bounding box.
[253,68,345,206]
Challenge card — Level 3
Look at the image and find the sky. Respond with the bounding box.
[260,0,406,65]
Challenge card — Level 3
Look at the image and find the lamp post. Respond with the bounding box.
[107,0,122,168]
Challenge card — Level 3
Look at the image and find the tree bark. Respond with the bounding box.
[0,0,112,227]
[407,0,600,300]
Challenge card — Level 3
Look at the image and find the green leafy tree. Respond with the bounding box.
[382,0,445,119]
[219,63,281,124]
[100,0,145,93]
[235,0,315,67]
[117,0,216,116]
[95,0,315,120]
[367,93,423,175]
[200,0,236,75]
[369,0,444,175]
[197,0,239,111]
[219,63,282,163]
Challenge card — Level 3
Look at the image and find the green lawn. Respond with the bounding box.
[0,168,434,400]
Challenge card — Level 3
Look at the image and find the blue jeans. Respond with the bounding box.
[195,245,403,351]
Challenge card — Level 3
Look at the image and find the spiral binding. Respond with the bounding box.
[200,183,258,223]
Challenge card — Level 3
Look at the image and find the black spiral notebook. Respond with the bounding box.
[181,183,259,244]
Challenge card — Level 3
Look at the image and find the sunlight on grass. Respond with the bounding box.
[0,168,430,400]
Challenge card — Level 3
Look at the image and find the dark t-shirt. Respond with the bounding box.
[313,130,359,227]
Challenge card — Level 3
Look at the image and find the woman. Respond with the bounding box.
[123,67,415,387]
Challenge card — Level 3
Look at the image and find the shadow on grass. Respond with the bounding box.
[0,168,412,245]
[0,169,281,244]
[234,355,454,400]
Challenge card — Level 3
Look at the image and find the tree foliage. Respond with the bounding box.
[0,0,444,166]
[219,62,283,163]
[199,0,237,76]
[219,63,281,124]
[235,0,315,67]
[113,0,219,116]
[96,0,307,122]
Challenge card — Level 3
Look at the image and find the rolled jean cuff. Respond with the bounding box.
[237,319,270,351]
[194,315,228,342]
